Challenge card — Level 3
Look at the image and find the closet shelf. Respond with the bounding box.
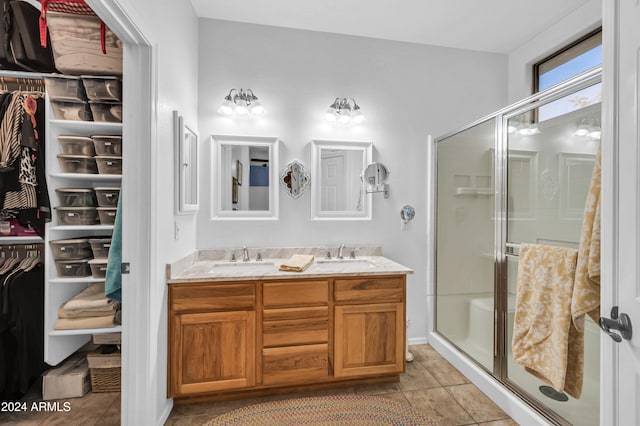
[49,277,107,284]
[48,173,122,181]
[49,325,122,337]
[49,225,114,231]
[0,236,43,244]
[48,119,122,133]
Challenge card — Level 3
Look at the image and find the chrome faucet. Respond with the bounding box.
[242,246,250,262]
[337,243,345,260]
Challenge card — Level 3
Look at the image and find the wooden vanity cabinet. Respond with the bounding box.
[333,276,406,378]
[169,274,406,400]
[168,282,256,397]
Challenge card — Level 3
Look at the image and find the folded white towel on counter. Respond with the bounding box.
[279,254,314,272]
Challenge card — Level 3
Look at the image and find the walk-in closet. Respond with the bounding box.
[0,0,124,419]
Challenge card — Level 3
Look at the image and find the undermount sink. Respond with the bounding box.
[314,259,375,270]
[209,261,276,274]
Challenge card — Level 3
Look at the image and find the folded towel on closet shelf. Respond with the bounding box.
[57,302,119,319]
[279,254,315,272]
[62,282,114,313]
[572,146,601,330]
[54,315,116,330]
[512,243,584,399]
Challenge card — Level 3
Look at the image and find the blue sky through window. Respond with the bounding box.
[537,45,602,122]
[539,45,602,91]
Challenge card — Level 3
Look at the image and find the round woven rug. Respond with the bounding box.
[205,394,436,425]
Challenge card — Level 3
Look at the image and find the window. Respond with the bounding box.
[533,28,602,92]
[533,29,602,122]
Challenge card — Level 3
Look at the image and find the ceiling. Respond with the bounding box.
[190,0,590,54]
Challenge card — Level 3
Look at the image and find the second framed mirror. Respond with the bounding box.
[310,139,372,220]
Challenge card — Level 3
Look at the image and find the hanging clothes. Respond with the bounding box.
[0,91,50,237]
[0,247,46,401]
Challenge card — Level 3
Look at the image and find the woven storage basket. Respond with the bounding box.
[87,346,121,392]
[90,366,120,392]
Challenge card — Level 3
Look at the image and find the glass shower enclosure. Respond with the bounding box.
[435,69,601,425]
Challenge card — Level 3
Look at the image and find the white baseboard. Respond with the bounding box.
[408,336,429,345]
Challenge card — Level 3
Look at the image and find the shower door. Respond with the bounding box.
[435,118,496,371]
[435,69,602,426]
[501,78,601,426]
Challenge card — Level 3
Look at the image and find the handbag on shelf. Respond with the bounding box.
[0,0,57,73]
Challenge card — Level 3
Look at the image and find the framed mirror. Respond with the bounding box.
[280,160,310,199]
[211,134,279,219]
[311,139,372,220]
[174,111,199,214]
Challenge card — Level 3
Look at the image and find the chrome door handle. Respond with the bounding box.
[599,306,632,343]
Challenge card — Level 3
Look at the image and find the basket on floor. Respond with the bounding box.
[90,366,121,392]
[87,345,121,392]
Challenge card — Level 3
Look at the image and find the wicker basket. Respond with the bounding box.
[87,346,121,392]
[90,366,121,392]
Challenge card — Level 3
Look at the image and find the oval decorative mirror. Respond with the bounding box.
[280,160,310,199]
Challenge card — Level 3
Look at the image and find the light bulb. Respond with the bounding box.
[250,101,264,116]
[518,125,540,136]
[218,99,234,115]
[338,113,351,124]
[351,109,365,124]
[235,99,248,115]
[324,109,338,122]
[588,129,601,139]
[574,124,589,137]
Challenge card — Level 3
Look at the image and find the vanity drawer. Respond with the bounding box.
[262,344,328,385]
[263,280,329,307]
[263,306,328,347]
[334,276,405,304]
[170,283,256,313]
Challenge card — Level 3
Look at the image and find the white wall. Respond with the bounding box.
[92,0,200,424]
[197,19,508,343]
[508,0,602,102]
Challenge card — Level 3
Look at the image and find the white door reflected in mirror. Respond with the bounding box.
[311,139,372,220]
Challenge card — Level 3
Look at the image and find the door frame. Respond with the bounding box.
[86,1,159,424]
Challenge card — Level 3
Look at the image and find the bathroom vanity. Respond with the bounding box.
[166,248,412,403]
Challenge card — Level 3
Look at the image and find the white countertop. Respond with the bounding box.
[167,248,413,284]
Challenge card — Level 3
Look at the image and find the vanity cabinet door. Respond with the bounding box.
[170,310,255,396]
[334,302,405,378]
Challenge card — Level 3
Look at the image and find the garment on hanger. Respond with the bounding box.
[0,245,45,401]
[0,88,51,238]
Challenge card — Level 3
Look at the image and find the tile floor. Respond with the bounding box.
[0,345,518,425]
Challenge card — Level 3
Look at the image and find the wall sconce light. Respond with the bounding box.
[218,88,264,116]
[324,97,365,124]
[574,117,601,140]
[517,122,540,136]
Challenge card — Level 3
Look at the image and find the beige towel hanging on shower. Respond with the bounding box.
[572,145,601,329]
[512,243,583,399]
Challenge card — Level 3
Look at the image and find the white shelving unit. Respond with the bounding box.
[44,98,122,366]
